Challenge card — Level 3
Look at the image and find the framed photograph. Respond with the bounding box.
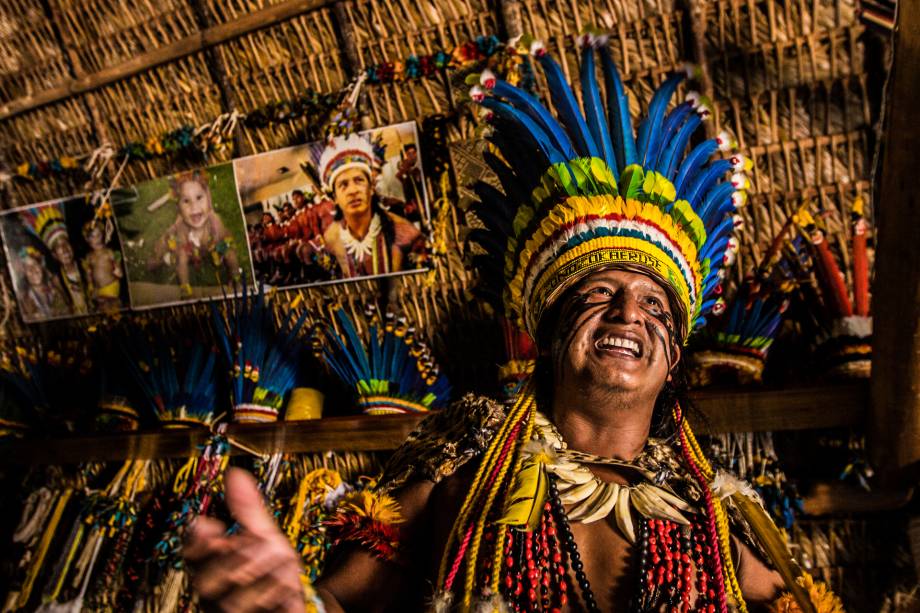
[113,162,254,308]
[0,195,130,323]
[234,121,431,289]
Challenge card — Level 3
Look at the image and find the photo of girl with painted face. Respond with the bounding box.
[113,163,253,308]
[15,246,69,321]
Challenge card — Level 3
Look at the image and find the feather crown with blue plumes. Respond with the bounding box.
[317,305,451,415]
[466,31,752,343]
[211,282,308,423]
[117,324,218,428]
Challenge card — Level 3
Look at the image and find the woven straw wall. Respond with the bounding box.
[702,0,873,278]
[0,0,886,355]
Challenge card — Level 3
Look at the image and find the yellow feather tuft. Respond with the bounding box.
[495,457,548,531]
[337,490,405,526]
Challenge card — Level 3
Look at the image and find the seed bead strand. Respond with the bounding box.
[548,475,599,613]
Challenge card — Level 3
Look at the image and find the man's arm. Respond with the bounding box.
[315,480,435,612]
[735,535,786,608]
[184,469,437,613]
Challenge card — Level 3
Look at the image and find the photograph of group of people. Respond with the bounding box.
[1,122,432,323]
[236,121,429,287]
[0,196,130,323]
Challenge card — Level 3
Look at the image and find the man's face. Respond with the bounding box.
[23,257,44,286]
[333,167,372,219]
[292,193,305,209]
[549,268,680,402]
[177,180,211,229]
[51,237,74,265]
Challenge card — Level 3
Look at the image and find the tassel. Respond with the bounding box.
[811,230,853,318]
[851,200,870,317]
[429,590,454,613]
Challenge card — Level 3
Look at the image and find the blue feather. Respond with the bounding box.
[696,182,735,228]
[658,112,701,178]
[674,139,718,191]
[480,98,567,165]
[599,47,638,170]
[492,80,576,159]
[650,102,693,171]
[536,54,599,158]
[580,46,617,173]
[686,159,732,207]
[637,72,685,167]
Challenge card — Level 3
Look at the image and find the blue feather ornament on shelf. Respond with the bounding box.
[211,283,308,423]
[318,305,451,415]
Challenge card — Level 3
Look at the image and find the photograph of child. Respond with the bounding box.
[114,163,253,308]
[234,121,431,288]
[0,195,130,322]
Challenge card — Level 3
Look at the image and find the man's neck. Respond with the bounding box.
[345,210,373,240]
[550,388,654,461]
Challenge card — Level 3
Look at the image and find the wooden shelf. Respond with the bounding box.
[0,383,867,464]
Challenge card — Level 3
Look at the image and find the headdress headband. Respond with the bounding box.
[468,34,751,343]
[318,133,377,193]
[20,204,69,250]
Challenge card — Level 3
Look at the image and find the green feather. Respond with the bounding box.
[589,157,618,196]
[642,170,676,207]
[670,199,706,249]
[618,164,645,200]
[566,160,592,196]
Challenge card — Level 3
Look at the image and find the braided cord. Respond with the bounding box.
[463,400,537,606]
[678,417,748,612]
[437,381,536,590]
[674,404,731,613]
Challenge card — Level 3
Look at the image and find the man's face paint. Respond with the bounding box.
[548,268,680,401]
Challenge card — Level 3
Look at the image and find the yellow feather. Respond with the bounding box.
[731,492,817,613]
[496,459,548,530]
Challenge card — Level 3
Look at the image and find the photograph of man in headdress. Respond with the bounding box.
[318,128,428,279]
[233,121,431,287]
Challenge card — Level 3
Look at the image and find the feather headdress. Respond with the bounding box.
[317,132,378,194]
[689,220,803,385]
[467,33,750,342]
[794,197,872,377]
[118,324,218,428]
[211,283,308,423]
[19,202,69,249]
[318,306,451,415]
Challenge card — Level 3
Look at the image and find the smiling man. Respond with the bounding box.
[318,134,424,278]
[185,38,842,613]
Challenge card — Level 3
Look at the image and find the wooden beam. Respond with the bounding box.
[0,384,867,464]
[689,382,867,434]
[869,1,920,485]
[0,0,335,121]
[801,482,913,516]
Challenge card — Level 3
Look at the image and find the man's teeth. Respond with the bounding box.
[597,336,640,355]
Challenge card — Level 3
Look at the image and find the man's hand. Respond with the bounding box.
[184,468,308,613]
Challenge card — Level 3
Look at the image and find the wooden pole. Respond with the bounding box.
[868,1,920,485]
[0,0,336,122]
